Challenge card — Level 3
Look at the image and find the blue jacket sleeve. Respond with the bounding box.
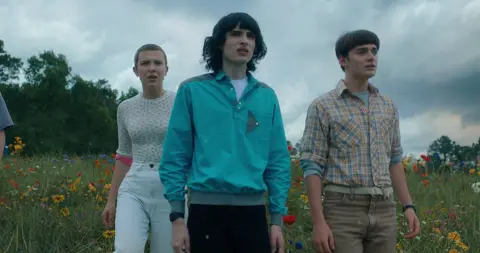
[0,94,14,130]
[159,84,193,214]
[263,93,291,226]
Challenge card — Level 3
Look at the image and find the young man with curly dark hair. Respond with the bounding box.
[159,12,291,253]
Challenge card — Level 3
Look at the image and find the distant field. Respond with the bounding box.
[1,155,479,253]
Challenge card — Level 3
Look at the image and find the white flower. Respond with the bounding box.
[471,181,480,194]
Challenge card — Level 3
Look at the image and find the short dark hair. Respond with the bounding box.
[335,30,380,71]
[134,44,167,67]
[202,12,267,73]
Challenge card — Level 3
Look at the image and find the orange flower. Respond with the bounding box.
[423,180,429,187]
[9,179,18,189]
[447,232,461,242]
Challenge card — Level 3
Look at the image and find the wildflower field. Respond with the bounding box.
[1,149,480,252]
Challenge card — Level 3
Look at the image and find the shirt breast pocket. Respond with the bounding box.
[330,116,363,149]
[245,108,273,161]
[246,108,272,141]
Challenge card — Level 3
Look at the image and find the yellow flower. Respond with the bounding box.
[469,168,475,175]
[477,171,480,176]
[396,243,401,249]
[61,207,70,217]
[96,194,103,202]
[456,241,469,251]
[432,228,441,234]
[40,197,48,202]
[0,202,9,209]
[52,195,65,204]
[103,230,115,239]
[441,207,446,213]
[88,183,96,192]
[448,249,459,253]
[300,194,308,204]
[447,231,461,242]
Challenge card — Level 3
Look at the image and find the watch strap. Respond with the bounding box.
[403,204,416,213]
[169,212,185,222]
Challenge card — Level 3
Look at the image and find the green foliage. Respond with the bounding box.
[0,40,139,156]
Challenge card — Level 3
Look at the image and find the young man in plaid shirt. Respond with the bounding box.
[300,30,420,253]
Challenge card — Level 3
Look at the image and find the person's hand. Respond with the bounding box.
[270,225,285,253]
[312,222,335,253]
[101,201,115,228]
[403,208,420,239]
[172,219,190,253]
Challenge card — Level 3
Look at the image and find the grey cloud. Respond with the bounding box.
[143,0,258,19]
[380,67,480,125]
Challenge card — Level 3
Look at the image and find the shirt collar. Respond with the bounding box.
[214,70,257,85]
[335,79,379,97]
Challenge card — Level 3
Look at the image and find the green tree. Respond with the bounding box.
[0,40,23,84]
[428,135,454,163]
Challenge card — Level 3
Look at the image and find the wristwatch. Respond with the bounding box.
[403,204,416,213]
[169,212,185,223]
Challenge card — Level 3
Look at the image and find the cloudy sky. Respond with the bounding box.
[1,0,479,155]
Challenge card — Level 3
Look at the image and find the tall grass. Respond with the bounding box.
[1,155,479,253]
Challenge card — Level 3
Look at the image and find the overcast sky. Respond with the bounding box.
[1,0,479,155]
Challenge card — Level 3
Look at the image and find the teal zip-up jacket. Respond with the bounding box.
[159,71,291,226]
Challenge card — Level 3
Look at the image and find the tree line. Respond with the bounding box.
[428,135,479,164]
[1,40,479,160]
[0,40,138,156]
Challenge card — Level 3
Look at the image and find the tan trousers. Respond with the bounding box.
[323,189,397,253]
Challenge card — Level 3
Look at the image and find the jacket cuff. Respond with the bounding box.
[169,200,186,214]
[270,213,283,227]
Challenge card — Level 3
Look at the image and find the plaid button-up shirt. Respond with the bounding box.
[0,93,14,131]
[300,80,403,187]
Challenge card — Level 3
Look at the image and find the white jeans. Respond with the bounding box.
[114,161,181,253]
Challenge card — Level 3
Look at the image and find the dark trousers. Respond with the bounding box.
[187,204,271,253]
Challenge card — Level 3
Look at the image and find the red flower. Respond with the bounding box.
[283,215,296,225]
[288,146,292,151]
[420,155,431,162]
